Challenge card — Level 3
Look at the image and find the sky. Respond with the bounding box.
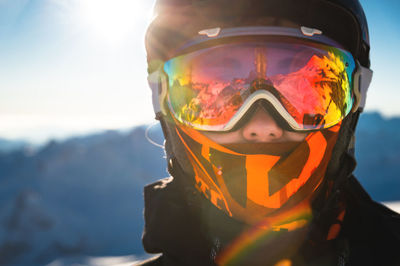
[0,0,399,144]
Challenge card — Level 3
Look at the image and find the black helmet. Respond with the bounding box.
[146,0,370,70]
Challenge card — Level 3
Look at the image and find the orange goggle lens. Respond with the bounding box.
[164,39,355,131]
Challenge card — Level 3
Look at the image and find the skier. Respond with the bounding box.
[138,0,400,265]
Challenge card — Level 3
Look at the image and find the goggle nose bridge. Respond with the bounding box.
[220,89,303,131]
[228,98,295,133]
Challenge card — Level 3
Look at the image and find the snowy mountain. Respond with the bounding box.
[0,138,28,153]
[355,112,400,201]
[0,112,399,265]
[0,126,167,265]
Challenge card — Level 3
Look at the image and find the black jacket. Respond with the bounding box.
[137,174,400,266]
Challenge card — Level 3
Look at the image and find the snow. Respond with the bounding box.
[46,255,145,266]
[383,202,400,213]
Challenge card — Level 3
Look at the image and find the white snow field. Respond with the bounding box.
[383,201,400,213]
[46,254,146,266]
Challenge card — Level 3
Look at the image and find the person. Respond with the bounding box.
[137,0,400,265]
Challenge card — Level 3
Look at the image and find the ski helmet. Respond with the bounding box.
[146,0,370,68]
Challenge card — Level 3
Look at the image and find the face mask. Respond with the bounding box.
[174,122,341,226]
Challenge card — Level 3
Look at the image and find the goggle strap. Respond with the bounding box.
[148,69,168,117]
[352,63,373,112]
[359,65,373,110]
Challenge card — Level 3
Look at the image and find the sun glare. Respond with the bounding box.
[75,0,148,44]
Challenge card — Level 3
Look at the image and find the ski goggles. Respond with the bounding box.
[148,27,373,132]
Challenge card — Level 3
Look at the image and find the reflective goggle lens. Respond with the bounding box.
[164,39,355,131]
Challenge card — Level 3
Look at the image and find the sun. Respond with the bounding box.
[74,0,150,44]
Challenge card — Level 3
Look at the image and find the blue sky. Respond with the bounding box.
[361,0,400,116]
[0,0,399,143]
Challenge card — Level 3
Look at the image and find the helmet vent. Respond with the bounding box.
[198,27,221,38]
[301,26,322,37]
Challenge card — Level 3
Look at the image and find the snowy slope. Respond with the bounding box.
[384,202,400,213]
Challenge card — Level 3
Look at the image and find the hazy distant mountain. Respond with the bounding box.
[355,112,400,201]
[0,126,167,265]
[0,112,399,265]
[0,138,28,153]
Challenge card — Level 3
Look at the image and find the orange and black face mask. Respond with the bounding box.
[174,122,341,226]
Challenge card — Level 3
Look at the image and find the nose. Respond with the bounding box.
[241,108,283,142]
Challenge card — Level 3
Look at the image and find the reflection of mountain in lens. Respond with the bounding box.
[170,79,198,111]
[269,52,351,125]
[169,79,201,123]
[171,75,244,126]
